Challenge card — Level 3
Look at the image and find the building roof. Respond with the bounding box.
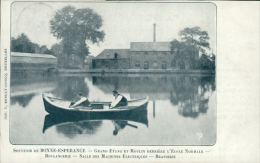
[130,42,171,52]
[11,52,57,59]
[95,49,130,59]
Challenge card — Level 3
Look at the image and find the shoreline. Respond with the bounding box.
[58,69,215,74]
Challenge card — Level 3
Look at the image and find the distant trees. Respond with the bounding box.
[179,26,210,55]
[170,27,214,70]
[50,6,105,67]
[11,33,52,54]
[11,33,35,53]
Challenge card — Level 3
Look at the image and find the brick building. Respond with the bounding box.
[92,24,198,70]
[92,49,130,69]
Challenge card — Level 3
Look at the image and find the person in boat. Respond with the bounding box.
[69,92,90,108]
[110,91,128,108]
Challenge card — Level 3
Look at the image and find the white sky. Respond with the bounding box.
[11,2,216,56]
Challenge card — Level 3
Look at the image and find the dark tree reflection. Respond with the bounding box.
[11,93,36,107]
[51,77,89,101]
[170,76,215,119]
[91,74,215,119]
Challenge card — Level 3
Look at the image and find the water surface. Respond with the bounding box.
[10,73,216,145]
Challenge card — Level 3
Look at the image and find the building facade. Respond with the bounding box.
[92,42,198,70]
[130,42,177,69]
[11,52,57,74]
[92,25,198,70]
[92,49,130,69]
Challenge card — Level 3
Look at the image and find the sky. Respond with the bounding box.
[11,2,216,56]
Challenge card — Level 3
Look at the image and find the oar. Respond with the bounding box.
[126,123,138,129]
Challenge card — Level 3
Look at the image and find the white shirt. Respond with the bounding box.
[110,95,123,108]
[71,97,88,107]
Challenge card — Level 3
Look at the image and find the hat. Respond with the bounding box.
[112,90,118,94]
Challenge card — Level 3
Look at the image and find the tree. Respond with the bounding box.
[170,39,198,69]
[11,33,35,53]
[179,26,210,54]
[170,27,211,69]
[199,53,215,70]
[50,43,64,66]
[50,6,105,67]
[11,33,52,54]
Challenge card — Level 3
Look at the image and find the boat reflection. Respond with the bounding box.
[43,107,148,137]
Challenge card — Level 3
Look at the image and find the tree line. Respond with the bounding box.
[11,33,52,54]
[170,27,215,71]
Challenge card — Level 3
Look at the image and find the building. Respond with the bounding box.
[130,42,175,69]
[92,24,198,70]
[92,49,130,69]
[11,52,57,74]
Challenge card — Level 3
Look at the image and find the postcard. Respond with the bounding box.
[1,1,259,163]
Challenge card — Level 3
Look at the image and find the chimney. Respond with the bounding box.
[153,23,156,42]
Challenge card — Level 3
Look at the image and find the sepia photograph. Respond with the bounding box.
[9,2,216,145]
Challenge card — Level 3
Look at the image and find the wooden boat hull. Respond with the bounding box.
[42,94,149,116]
[43,108,148,133]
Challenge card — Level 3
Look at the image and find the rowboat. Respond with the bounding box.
[43,108,148,133]
[42,94,149,116]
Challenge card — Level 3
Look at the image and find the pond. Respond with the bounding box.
[10,73,216,145]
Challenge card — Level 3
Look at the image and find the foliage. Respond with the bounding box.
[170,27,213,70]
[11,33,35,53]
[170,39,198,69]
[50,43,64,66]
[179,26,210,54]
[199,53,215,70]
[11,33,52,54]
[50,6,105,67]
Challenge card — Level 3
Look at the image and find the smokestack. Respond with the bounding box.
[153,23,156,42]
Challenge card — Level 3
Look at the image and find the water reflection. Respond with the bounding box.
[11,73,215,145]
[51,76,89,101]
[11,75,58,107]
[56,121,103,138]
[91,74,215,118]
[11,93,36,107]
[43,108,148,138]
[112,121,138,136]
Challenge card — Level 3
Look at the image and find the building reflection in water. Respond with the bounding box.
[92,74,215,118]
[11,75,58,108]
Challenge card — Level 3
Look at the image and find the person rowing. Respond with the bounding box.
[69,92,90,108]
[110,90,128,108]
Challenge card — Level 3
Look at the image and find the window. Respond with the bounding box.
[135,61,140,68]
[162,61,167,69]
[123,61,128,69]
[135,52,140,55]
[162,52,167,56]
[144,61,149,69]
[105,61,110,69]
[152,61,158,69]
[179,60,185,69]
[144,52,149,56]
[114,52,118,58]
[171,60,176,68]
[113,61,118,69]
